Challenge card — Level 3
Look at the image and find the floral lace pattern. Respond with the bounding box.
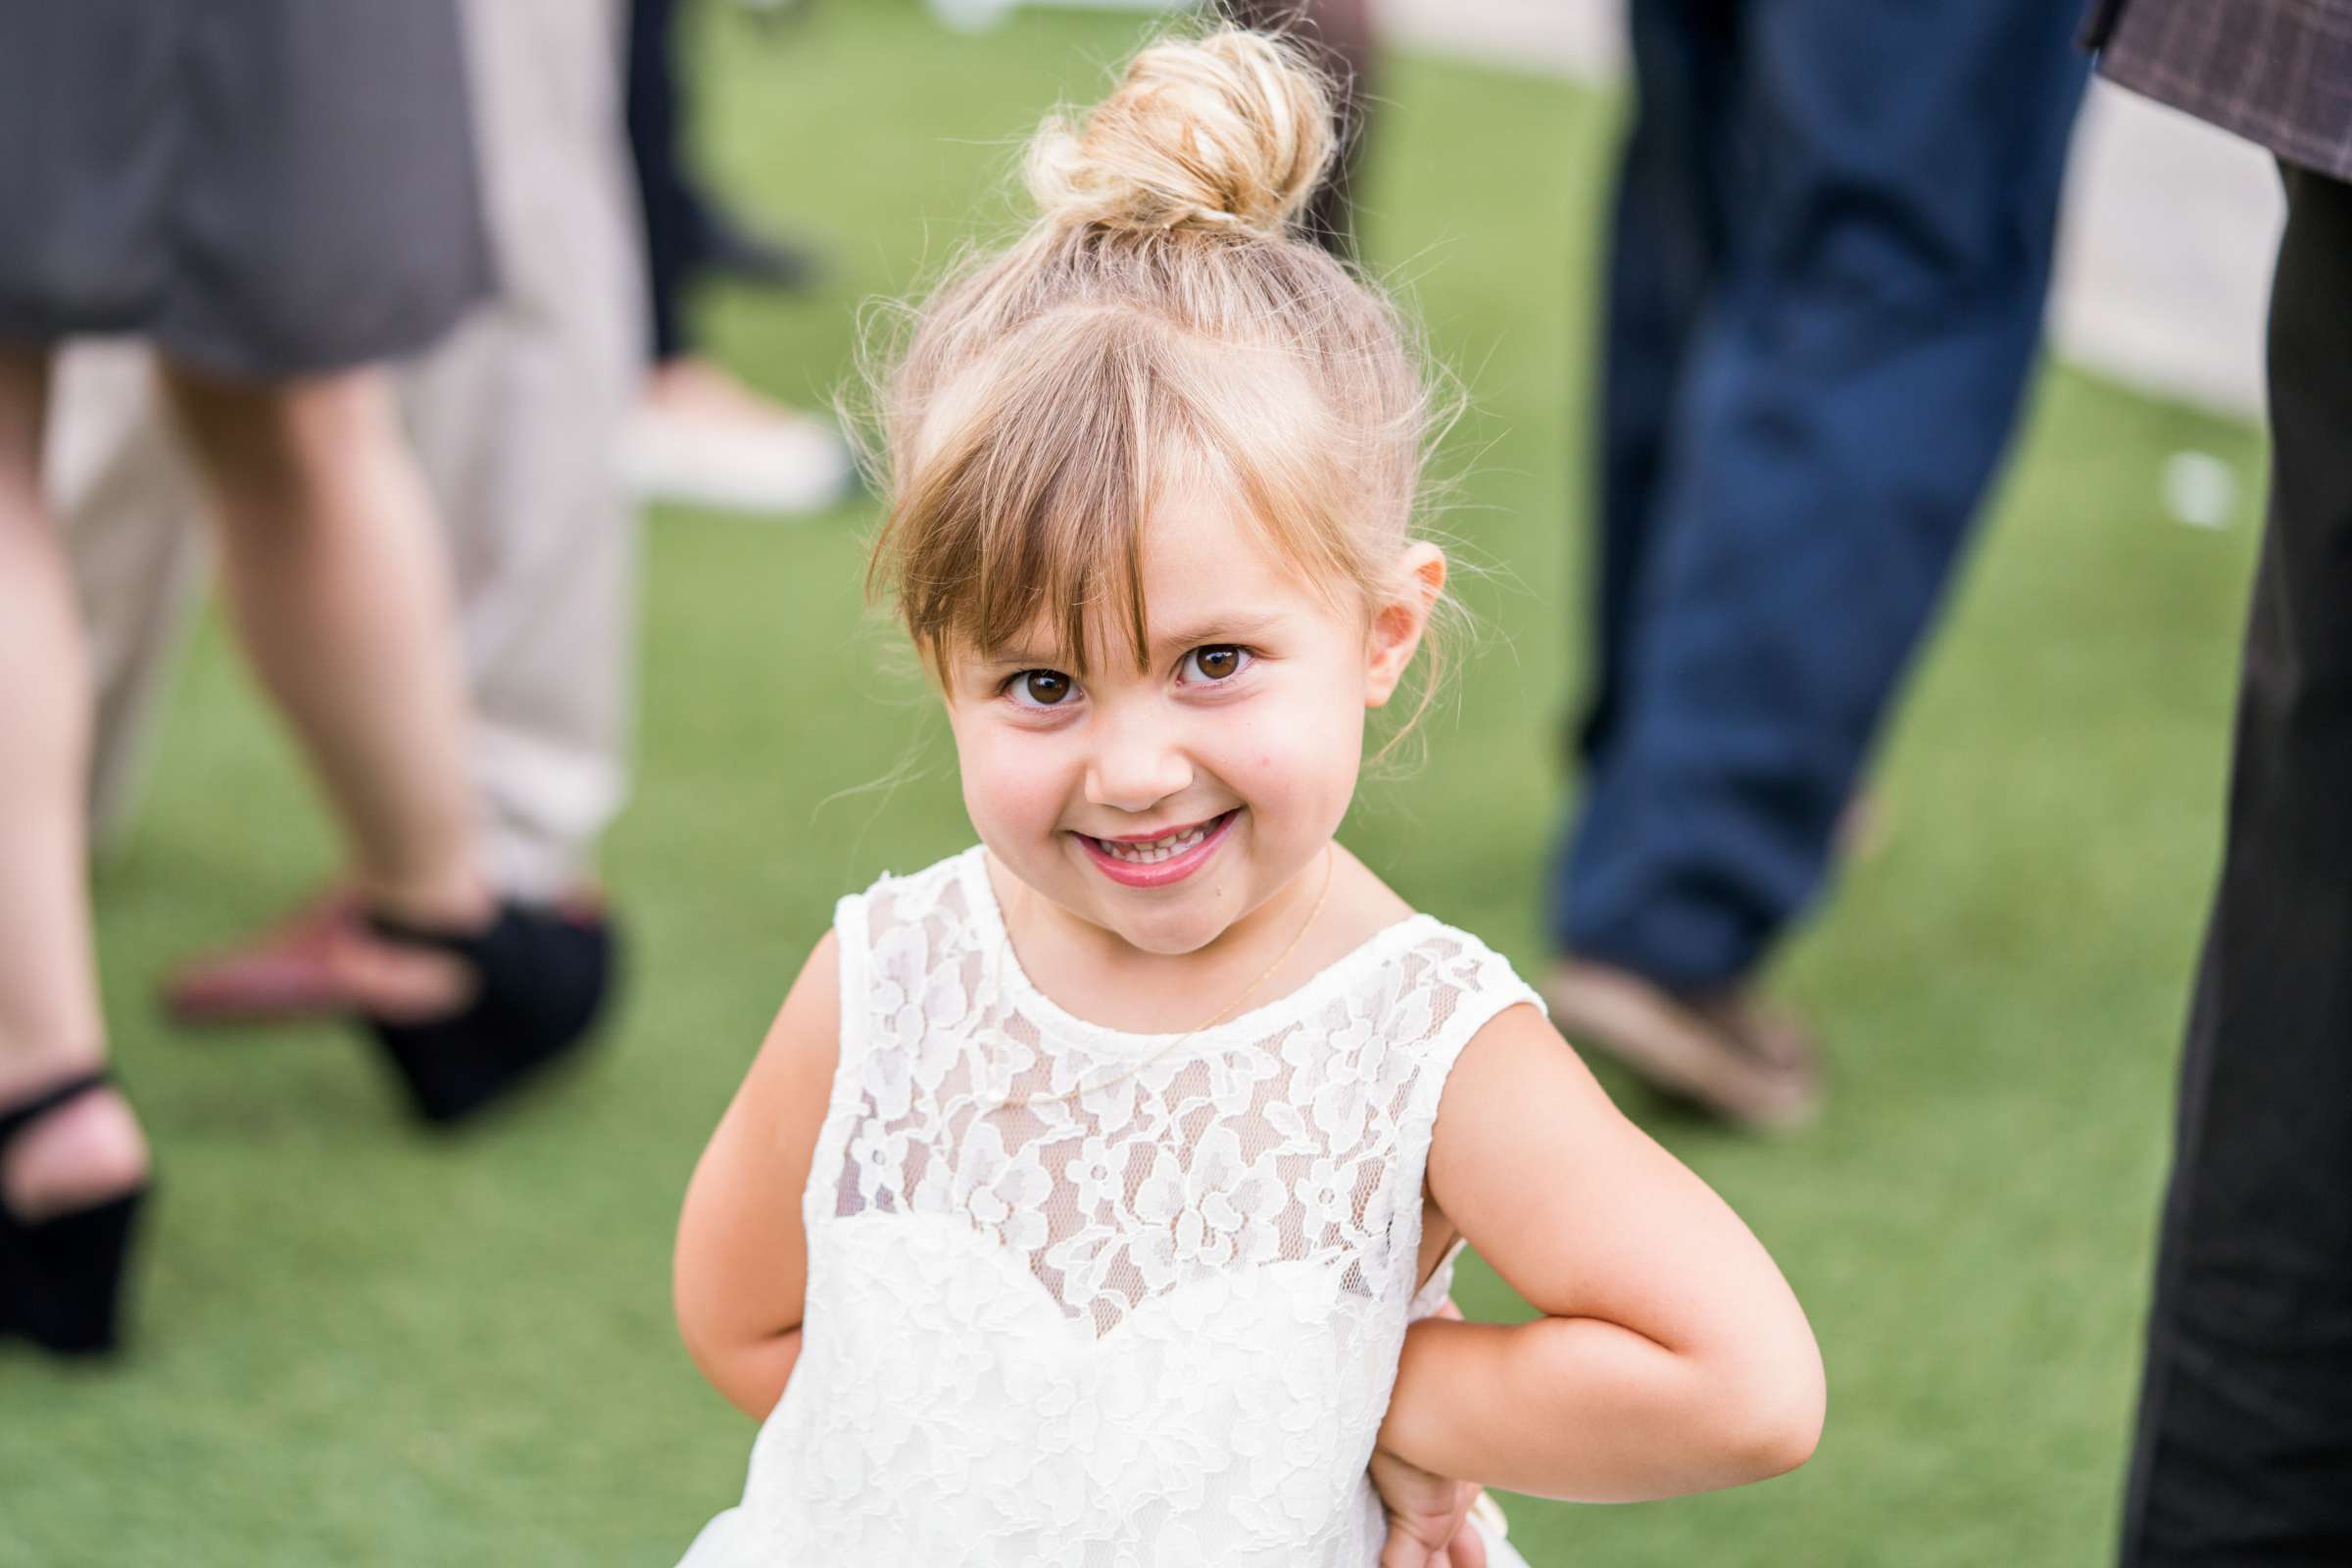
[680,850,1543,1568]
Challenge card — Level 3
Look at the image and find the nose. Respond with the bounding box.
[1083,701,1194,814]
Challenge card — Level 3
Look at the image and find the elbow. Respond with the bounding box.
[672,1263,724,1386]
[1737,1391,1823,1482]
[674,1275,799,1420]
[679,1314,804,1422]
[1720,1356,1825,1484]
[672,1298,734,1407]
[673,1303,723,1391]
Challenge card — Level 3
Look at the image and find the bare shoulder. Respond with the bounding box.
[1426,999,1625,1208]
[1445,999,1602,1108]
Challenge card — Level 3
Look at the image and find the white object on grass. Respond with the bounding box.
[2162,451,2239,531]
[621,403,857,518]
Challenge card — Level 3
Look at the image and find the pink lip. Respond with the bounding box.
[1075,809,1239,889]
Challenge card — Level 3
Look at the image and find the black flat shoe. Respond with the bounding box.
[693,204,825,293]
[365,901,617,1127]
[0,1073,149,1356]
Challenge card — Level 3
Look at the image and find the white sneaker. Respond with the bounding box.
[623,360,857,516]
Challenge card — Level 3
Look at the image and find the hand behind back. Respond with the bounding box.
[1371,1297,1489,1568]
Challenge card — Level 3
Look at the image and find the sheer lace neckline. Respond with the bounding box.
[956,847,1434,1051]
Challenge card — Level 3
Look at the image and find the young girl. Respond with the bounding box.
[672,29,1823,1565]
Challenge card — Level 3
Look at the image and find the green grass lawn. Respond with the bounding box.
[1,4,2270,1563]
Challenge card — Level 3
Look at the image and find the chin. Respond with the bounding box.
[1099,900,1232,957]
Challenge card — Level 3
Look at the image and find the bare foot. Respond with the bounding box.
[324,917,480,1024]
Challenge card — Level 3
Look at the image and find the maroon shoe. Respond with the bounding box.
[160,890,366,1026]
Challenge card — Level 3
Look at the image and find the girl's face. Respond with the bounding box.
[941,489,1440,959]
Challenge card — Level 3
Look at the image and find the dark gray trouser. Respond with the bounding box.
[2119,162,2352,1564]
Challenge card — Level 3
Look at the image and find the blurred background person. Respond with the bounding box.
[1541,0,2092,1128]
[2084,0,2352,1559]
[1222,0,1375,256]
[55,0,646,1036]
[0,0,608,1358]
[623,0,857,515]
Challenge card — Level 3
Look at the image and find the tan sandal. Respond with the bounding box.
[1544,958,1822,1130]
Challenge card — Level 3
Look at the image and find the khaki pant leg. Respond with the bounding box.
[403,0,646,900]
[46,342,207,857]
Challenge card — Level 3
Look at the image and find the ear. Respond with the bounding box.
[1364,542,1446,709]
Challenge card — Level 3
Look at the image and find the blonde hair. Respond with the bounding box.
[867,27,1445,710]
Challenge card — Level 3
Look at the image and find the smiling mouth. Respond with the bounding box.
[1086,809,1237,864]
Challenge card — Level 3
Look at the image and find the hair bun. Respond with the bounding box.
[1024,28,1336,241]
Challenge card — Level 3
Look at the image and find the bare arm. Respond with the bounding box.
[672,930,841,1420]
[1378,1004,1825,1502]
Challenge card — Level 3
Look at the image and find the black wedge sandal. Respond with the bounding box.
[364,901,617,1126]
[0,1073,150,1356]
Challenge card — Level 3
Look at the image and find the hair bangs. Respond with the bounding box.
[883,310,1382,684]
[886,310,1165,678]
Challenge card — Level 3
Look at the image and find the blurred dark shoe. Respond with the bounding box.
[161,890,364,1025]
[695,205,824,293]
[364,900,617,1126]
[0,1072,149,1356]
[1544,958,1821,1131]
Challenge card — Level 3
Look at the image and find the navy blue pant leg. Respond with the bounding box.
[1578,0,1741,771]
[1552,0,2089,990]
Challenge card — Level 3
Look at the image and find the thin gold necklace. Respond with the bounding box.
[998,845,1337,1108]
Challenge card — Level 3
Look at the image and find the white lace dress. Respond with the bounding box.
[680,848,1544,1567]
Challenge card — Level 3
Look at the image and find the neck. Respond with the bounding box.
[1000,845,1336,990]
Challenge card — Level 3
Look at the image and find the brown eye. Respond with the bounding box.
[1013,669,1074,707]
[1186,646,1249,682]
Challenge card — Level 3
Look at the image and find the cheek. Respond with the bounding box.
[952,724,1068,839]
[1220,695,1365,828]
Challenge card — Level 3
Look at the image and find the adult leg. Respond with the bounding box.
[157,365,488,951]
[69,14,644,896]
[0,344,149,1222]
[619,0,852,518]
[160,361,615,1126]
[1556,0,2088,993]
[1571,0,1740,773]
[153,0,641,1027]
[2118,164,2352,1564]
[1221,0,1376,256]
[1544,0,1815,1127]
[627,0,696,368]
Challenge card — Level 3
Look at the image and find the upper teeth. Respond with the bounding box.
[1096,819,1214,863]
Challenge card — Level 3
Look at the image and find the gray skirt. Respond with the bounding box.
[0,0,494,380]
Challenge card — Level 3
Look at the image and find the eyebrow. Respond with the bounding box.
[1149,610,1285,652]
[978,611,1287,672]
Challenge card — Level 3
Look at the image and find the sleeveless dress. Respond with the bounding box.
[681,848,1544,1566]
